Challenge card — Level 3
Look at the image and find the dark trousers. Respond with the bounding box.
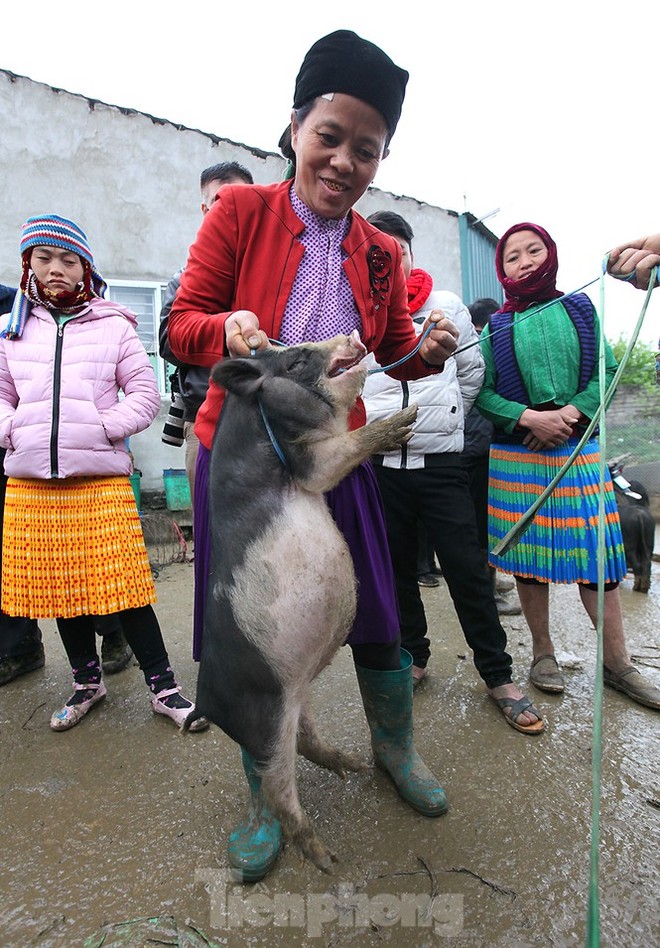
[57,605,168,685]
[374,457,512,688]
[0,454,42,659]
[462,453,489,557]
[416,522,437,576]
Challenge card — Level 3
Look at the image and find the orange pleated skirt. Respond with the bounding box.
[1,476,156,619]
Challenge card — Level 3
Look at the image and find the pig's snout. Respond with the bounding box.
[327,331,368,377]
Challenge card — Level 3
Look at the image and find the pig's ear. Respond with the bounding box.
[211,358,265,398]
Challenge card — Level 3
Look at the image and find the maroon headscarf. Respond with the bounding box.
[496,222,563,312]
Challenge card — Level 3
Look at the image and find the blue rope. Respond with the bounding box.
[249,275,602,378]
[364,276,602,375]
[247,267,642,470]
[257,394,289,470]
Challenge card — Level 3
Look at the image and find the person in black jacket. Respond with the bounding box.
[158,162,253,505]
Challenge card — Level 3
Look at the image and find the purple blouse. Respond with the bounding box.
[278,188,363,346]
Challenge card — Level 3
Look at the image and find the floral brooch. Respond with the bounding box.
[367,245,391,312]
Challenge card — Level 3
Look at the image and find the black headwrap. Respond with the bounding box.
[292,30,408,137]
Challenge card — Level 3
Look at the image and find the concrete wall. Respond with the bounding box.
[0,69,465,489]
[0,70,283,282]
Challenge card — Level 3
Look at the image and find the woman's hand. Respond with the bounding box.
[558,403,581,427]
[519,408,577,451]
[608,235,660,290]
[418,310,459,366]
[225,310,269,357]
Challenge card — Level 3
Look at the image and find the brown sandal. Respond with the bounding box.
[491,694,546,735]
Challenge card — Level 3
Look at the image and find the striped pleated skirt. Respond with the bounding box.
[487,438,627,584]
[1,476,156,619]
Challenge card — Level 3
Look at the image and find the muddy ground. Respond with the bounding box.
[1,555,658,947]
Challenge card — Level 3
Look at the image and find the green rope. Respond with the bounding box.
[585,265,608,947]
[585,262,656,946]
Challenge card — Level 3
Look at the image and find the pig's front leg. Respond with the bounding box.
[301,404,418,493]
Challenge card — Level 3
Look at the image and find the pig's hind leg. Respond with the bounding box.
[297,700,368,777]
[261,693,338,873]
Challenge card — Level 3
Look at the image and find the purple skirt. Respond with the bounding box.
[192,444,399,661]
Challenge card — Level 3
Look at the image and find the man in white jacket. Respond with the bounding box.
[363,212,544,735]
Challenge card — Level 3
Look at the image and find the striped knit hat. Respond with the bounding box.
[2,214,106,339]
[20,214,96,265]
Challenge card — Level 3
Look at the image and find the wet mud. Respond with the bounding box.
[1,559,658,946]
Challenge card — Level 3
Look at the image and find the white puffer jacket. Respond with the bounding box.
[362,289,484,468]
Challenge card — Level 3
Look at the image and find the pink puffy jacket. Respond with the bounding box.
[0,298,161,479]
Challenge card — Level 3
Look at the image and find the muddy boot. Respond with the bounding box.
[95,616,133,675]
[100,629,133,674]
[355,649,448,817]
[0,615,45,686]
[0,644,45,686]
[227,747,283,883]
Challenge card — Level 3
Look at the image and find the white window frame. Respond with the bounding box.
[105,279,170,394]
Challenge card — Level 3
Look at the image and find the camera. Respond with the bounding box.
[162,389,185,447]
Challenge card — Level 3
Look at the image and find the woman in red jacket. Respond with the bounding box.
[169,30,459,882]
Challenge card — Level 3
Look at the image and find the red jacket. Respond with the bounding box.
[169,180,437,449]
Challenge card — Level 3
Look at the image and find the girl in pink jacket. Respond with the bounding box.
[0,215,207,733]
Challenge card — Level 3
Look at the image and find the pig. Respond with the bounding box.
[186,332,418,872]
[609,465,654,593]
[616,491,655,593]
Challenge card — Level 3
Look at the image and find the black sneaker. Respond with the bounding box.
[0,646,46,686]
[101,630,133,675]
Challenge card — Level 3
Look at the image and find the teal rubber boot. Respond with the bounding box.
[355,648,448,817]
[227,747,283,883]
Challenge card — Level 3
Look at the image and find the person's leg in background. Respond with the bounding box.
[515,579,565,693]
[94,613,133,675]
[373,465,431,682]
[416,520,440,587]
[52,606,209,731]
[421,461,543,732]
[579,583,660,710]
[464,451,521,615]
[50,614,106,729]
[0,452,44,686]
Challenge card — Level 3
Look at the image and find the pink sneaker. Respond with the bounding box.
[412,665,429,686]
[151,687,209,732]
[50,679,107,731]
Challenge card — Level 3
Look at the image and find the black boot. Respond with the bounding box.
[95,616,133,674]
[0,644,45,686]
[0,614,45,686]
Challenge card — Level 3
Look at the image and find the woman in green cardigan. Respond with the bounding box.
[476,222,659,711]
